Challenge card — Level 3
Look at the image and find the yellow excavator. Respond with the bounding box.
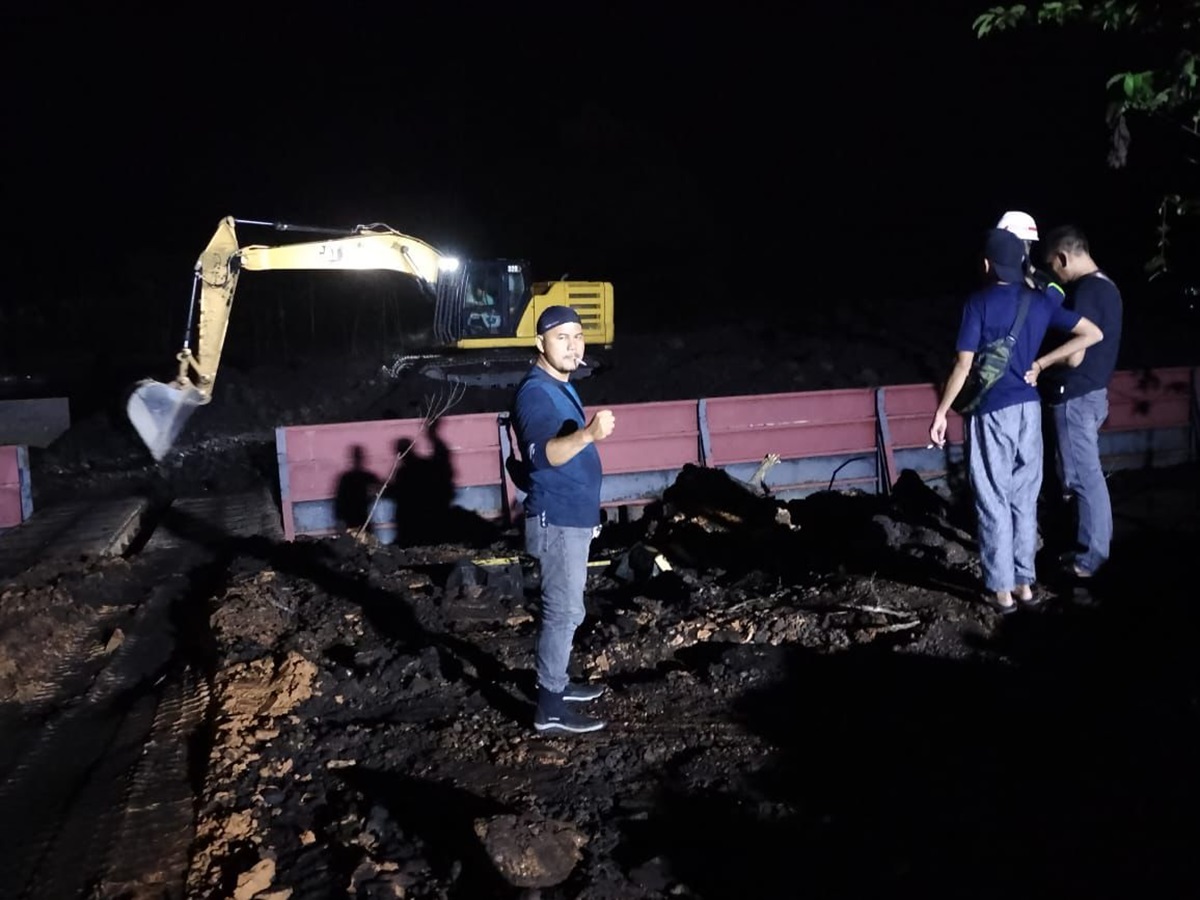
[127,216,615,460]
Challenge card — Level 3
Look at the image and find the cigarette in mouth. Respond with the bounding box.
[576,358,589,367]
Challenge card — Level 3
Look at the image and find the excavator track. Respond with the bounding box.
[394,349,605,389]
[94,664,210,899]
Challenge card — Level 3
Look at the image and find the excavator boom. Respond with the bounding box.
[126,216,614,461]
[127,217,452,460]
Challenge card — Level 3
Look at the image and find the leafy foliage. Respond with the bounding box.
[973,2,1200,274]
[974,2,1199,156]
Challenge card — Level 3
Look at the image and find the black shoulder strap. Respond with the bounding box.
[1006,287,1033,342]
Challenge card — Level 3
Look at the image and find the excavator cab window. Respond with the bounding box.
[433,259,531,343]
[460,261,529,338]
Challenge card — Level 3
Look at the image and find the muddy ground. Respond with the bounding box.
[2,307,1199,899]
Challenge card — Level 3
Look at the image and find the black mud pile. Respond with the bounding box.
[176,464,1200,899]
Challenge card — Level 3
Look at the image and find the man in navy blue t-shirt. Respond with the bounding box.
[1037,225,1124,579]
[511,305,616,734]
[930,228,1102,614]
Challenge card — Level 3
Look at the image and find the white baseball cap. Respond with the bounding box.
[996,210,1039,242]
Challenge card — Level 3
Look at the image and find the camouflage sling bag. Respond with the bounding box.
[951,288,1033,416]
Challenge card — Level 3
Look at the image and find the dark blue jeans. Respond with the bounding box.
[1051,388,1112,575]
[525,514,594,694]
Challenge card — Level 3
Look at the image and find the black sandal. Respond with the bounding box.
[983,593,1019,615]
[1015,587,1043,609]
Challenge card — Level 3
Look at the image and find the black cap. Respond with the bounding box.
[536,305,582,334]
[984,227,1027,284]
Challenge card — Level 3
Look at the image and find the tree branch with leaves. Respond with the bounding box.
[973,1,1200,274]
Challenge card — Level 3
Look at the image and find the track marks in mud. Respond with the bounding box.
[0,576,194,899]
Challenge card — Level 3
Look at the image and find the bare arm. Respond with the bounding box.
[929,351,974,447]
[1064,347,1087,368]
[1025,317,1103,385]
[935,352,975,417]
[545,410,615,466]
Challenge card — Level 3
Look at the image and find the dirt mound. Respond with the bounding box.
[137,464,1190,897]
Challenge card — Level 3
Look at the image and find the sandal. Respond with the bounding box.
[1015,586,1044,609]
[983,592,1019,616]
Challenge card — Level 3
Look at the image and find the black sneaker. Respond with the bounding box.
[534,688,606,734]
[563,682,607,703]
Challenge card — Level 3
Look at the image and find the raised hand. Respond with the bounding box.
[587,409,615,442]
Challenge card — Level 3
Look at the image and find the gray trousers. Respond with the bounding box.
[1051,388,1112,575]
[966,401,1044,592]
[525,515,594,694]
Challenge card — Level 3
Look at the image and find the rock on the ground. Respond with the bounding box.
[474,812,588,888]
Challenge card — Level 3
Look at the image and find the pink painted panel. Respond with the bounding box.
[705,388,876,431]
[0,446,17,483]
[280,413,502,503]
[285,421,425,466]
[578,400,700,473]
[703,389,876,465]
[883,383,943,416]
[445,447,504,485]
[433,413,504,449]
[709,420,878,465]
[884,383,964,448]
[583,399,698,435]
[286,461,341,501]
[286,449,501,503]
[275,366,1194,537]
[284,414,499,460]
[596,434,701,473]
[880,365,1194,447]
[0,446,23,528]
[1104,367,1193,432]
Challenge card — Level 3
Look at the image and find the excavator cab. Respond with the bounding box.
[435,260,614,352]
[434,260,529,344]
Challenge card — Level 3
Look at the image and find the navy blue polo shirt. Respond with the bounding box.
[956,282,1081,416]
[511,365,603,527]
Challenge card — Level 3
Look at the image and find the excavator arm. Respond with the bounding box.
[127,216,455,460]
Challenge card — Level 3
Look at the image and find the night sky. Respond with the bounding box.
[2,4,1182,364]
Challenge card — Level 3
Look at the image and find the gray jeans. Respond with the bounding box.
[966,401,1044,592]
[1051,388,1111,574]
[525,515,594,694]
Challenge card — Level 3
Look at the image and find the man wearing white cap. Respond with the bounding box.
[997,210,1060,296]
[930,229,1102,613]
[997,210,1039,251]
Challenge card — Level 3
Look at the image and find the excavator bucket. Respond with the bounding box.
[126,379,207,461]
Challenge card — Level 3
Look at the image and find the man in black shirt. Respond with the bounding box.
[1037,225,1124,578]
